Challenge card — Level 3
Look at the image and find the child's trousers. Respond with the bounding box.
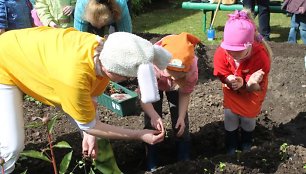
[288,14,306,44]
[0,84,25,174]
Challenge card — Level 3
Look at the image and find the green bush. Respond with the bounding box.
[130,0,152,15]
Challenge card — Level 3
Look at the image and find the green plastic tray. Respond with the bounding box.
[97,82,138,116]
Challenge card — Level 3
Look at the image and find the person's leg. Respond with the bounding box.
[240,116,256,152]
[224,109,240,155]
[144,91,163,171]
[166,91,191,161]
[243,0,255,13]
[257,0,271,40]
[0,84,25,174]
[288,14,298,44]
[297,14,306,44]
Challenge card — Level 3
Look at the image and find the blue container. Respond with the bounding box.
[207,28,215,41]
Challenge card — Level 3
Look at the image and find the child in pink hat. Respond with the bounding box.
[213,9,272,155]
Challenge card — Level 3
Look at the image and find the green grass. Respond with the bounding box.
[132,1,299,45]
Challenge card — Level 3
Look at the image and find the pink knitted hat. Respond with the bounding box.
[221,10,256,51]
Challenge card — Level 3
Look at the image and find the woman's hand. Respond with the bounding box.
[139,129,165,145]
[62,6,74,16]
[82,131,98,159]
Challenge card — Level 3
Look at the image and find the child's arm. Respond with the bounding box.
[140,102,164,132]
[176,92,190,137]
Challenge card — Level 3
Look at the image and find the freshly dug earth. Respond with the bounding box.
[16,35,306,174]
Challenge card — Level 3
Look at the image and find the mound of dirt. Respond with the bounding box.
[17,35,306,174]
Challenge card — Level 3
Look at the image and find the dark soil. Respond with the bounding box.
[15,35,306,174]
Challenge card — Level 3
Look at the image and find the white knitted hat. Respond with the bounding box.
[100,32,171,77]
[99,32,172,103]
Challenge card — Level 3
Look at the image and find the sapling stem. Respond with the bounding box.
[47,133,58,174]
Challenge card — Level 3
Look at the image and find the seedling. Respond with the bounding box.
[218,162,226,172]
[203,168,210,174]
[279,143,289,160]
[104,83,125,96]
[262,158,268,167]
[21,114,73,174]
[235,150,242,162]
[24,95,42,107]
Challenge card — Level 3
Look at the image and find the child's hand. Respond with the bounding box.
[248,69,265,85]
[226,75,243,90]
[49,21,59,28]
[175,118,185,137]
[0,29,5,35]
[63,6,74,16]
[231,76,243,90]
[151,116,164,132]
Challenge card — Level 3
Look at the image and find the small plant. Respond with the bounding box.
[279,143,289,160]
[24,95,43,106]
[262,158,268,167]
[104,83,125,96]
[218,162,226,172]
[203,168,210,174]
[21,114,73,174]
[235,150,242,162]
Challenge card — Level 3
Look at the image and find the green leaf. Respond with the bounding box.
[25,122,44,129]
[59,151,73,174]
[47,115,58,134]
[89,167,96,174]
[20,150,51,162]
[20,169,28,174]
[53,141,72,149]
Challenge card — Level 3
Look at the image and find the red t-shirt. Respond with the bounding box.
[213,42,271,117]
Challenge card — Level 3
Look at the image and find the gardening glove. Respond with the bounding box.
[62,5,74,16]
[82,131,98,159]
[175,117,186,137]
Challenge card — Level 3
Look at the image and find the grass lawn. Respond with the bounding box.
[132,0,300,45]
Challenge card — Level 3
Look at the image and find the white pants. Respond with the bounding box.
[224,108,256,132]
[0,84,25,174]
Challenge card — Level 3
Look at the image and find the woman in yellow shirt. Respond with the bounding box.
[0,26,171,173]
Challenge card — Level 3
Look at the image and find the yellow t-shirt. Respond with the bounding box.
[0,27,109,124]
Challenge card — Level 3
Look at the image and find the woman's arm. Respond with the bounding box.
[85,120,165,145]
